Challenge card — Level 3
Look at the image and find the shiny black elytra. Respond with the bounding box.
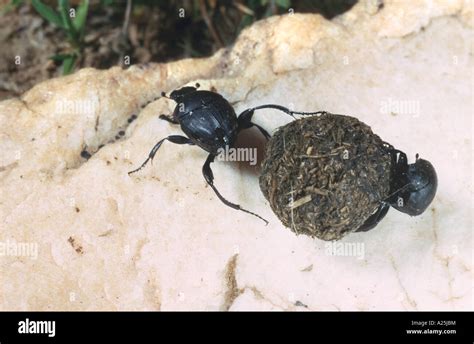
[356,148,438,232]
[128,83,324,224]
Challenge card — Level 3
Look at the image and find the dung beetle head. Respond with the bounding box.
[165,84,200,103]
[389,152,438,216]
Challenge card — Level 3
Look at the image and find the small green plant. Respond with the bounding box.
[31,0,89,75]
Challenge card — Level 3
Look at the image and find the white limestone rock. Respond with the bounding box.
[0,0,472,310]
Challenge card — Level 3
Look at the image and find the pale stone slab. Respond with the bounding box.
[0,0,472,310]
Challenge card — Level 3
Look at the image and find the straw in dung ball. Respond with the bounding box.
[259,113,392,241]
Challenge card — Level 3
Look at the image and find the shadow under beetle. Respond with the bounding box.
[128,83,323,224]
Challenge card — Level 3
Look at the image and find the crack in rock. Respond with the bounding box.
[390,255,417,310]
[220,254,293,311]
[221,254,243,311]
[430,207,463,305]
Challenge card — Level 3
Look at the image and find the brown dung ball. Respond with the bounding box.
[259,113,392,241]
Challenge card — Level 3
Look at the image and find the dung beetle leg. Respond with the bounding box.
[128,135,194,175]
[202,153,269,225]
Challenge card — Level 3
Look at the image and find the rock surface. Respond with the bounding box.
[0,0,472,310]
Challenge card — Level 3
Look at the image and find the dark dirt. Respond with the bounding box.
[0,5,62,99]
[0,1,358,101]
[0,3,182,100]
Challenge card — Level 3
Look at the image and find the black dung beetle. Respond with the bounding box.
[357,148,438,232]
[128,83,323,224]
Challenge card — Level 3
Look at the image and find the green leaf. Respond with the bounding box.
[31,0,65,28]
[62,54,77,75]
[49,53,70,62]
[58,0,72,28]
[58,0,78,43]
[276,0,290,8]
[238,14,254,33]
[72,0,89,34]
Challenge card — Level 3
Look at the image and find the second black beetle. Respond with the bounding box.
[128,83,322,223]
